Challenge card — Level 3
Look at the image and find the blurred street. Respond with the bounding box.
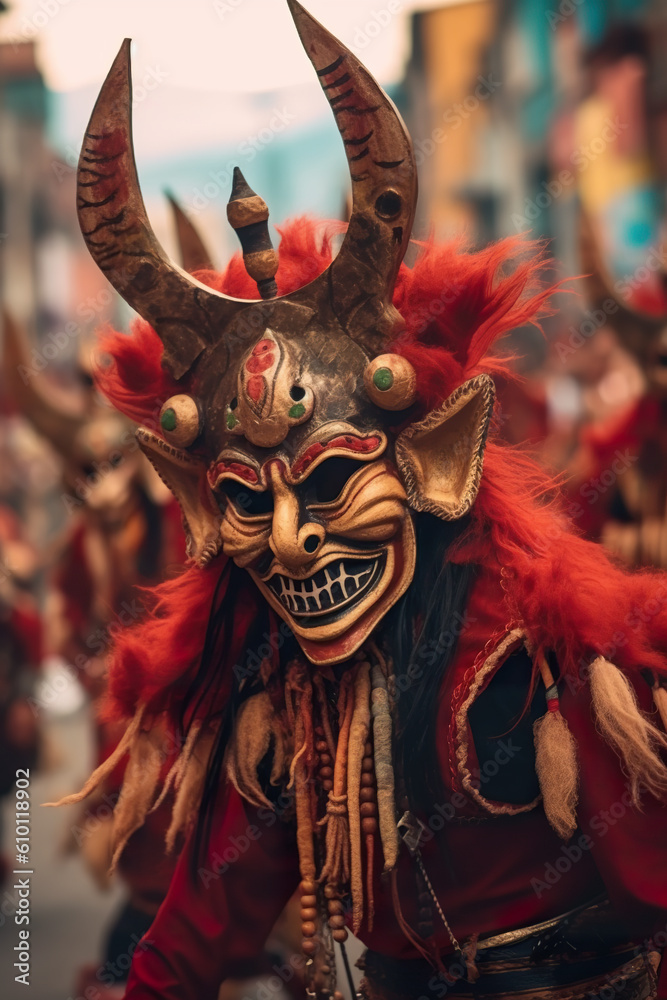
[0,704,123,1000]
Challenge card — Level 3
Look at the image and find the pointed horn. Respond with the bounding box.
[287,0,417,352]
[2,310,86,459]
[166,191,214,273]
[227,167,279,300]
[77,40,245,379]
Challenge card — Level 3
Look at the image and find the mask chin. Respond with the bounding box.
[250,519,416,667]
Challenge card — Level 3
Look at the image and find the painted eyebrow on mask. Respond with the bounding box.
[221,455,370,516]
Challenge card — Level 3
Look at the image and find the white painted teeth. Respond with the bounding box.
[268,558,378,617]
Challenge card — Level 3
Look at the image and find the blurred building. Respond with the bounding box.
[405,0,498,244]
[403,0,664,272]
[0,34,115,547]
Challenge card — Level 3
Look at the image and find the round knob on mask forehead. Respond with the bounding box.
[159,394,201,448]
[364,354,417,411]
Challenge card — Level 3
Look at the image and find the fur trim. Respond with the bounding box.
[589,656,667,805]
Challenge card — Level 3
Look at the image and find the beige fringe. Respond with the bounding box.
[110,726,165,872]
[166,727,216,852]
[45,702,221,871]
[533,711,579,840]
[150,719,202,815]
[270,717,289,786]
[589,656,667,805]
[533,653,579,840]
[347,662,371,934]
[226,692,280,810]
[44,703,146,808]
[652,682,667,732]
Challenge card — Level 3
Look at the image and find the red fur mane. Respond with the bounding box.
[95,217,667,721]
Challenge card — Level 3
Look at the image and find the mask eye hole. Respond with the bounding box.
[159,395,201,448]
[221,479,274,517]
[290,385,306,401]
[303,457,367,506]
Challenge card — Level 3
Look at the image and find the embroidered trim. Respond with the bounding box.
[447,618,520,795]
[454,627,542,817]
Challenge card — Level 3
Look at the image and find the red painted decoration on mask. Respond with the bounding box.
[291,434,382,477]
[208,461,259,487]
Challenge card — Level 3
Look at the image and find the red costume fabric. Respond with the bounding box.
[121,567,667,998]
[89,220,667,998]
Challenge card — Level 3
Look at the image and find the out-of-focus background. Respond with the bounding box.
[0,0,666,998]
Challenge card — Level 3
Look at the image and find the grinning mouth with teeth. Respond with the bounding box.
[265,554,386,625]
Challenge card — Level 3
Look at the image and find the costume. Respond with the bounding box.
[3,314,185,989]
[63,4,667,999]
[563,208,667,569]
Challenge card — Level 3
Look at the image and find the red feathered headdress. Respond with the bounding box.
[95,218,667,723]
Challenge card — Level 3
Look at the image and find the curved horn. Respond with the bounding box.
[77,40,244,379]
[287,0,417,352]
[166,191,215,273]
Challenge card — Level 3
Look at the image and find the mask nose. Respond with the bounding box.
[267,463,325,569]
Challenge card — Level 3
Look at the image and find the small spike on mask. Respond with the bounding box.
[227,167,279,300]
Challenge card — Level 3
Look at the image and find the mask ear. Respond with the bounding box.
[136,428,222,567]
[395,374,495,520]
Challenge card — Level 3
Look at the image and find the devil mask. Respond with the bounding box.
[77,0,495,665]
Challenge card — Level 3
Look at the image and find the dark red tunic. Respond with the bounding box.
[123,569,667,998]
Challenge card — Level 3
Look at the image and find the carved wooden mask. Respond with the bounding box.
[77,2,495,664]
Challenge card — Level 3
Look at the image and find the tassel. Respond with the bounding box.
[533,653,579,840]
[652,679,667,732]
[319,674,354,886]
[347,662,371,934]
[371,661,399,870]
[589,656,667,805]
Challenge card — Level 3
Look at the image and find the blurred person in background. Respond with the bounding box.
[564,22,667,567]
[2,310,186,995]
[0,505,42,888]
